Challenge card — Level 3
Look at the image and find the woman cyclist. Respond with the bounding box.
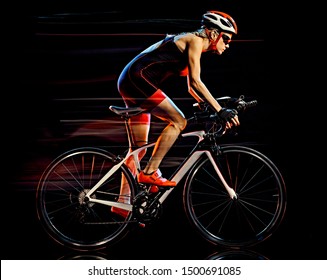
[112,10,240,217]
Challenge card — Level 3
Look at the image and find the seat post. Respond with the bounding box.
[123,114,142,174]
[123,114,136,150]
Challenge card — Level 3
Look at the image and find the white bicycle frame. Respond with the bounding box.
[85,129,237,212]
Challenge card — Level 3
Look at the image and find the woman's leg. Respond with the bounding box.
[119,113,151,200]
[138,96,187,186]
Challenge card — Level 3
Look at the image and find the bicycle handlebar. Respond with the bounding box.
[234,98,258,111]
[189,95,258,126]
[194,95,257,112]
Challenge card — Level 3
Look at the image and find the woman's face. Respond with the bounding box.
[209,32,232,55]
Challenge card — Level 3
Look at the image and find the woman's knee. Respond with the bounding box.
[180,118,187,131]
[173,117,187,132]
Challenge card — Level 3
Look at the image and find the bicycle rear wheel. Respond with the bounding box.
[36,147,136,251]
[183,145,287,247]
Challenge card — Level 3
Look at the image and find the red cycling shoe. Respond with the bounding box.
[137,169,176,187]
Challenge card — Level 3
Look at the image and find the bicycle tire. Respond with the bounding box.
[36,147,136,251]
[183,145,287,247]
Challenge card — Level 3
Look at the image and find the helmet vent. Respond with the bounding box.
[220,19,232,28]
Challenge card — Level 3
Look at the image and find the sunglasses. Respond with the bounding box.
[221,34,232,45]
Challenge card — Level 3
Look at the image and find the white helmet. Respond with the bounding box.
[201,10,238,34]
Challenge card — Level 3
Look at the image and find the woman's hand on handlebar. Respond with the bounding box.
[225,115,240,129]
[218,108,240,129]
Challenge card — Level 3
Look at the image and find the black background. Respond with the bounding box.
[3,0,325,260]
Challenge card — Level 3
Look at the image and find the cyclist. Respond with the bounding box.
[112,10,240,217]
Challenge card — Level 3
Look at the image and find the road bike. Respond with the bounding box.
[36,95,287,251]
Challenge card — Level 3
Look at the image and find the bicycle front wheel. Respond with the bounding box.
[36,147,136,251]
[183,145,287,247]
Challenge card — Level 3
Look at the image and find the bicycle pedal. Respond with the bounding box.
[138,222,146,228]
[149,185,159,193]
[149,185,174,193]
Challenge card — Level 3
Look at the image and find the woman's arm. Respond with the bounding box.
[186,36,223,112]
